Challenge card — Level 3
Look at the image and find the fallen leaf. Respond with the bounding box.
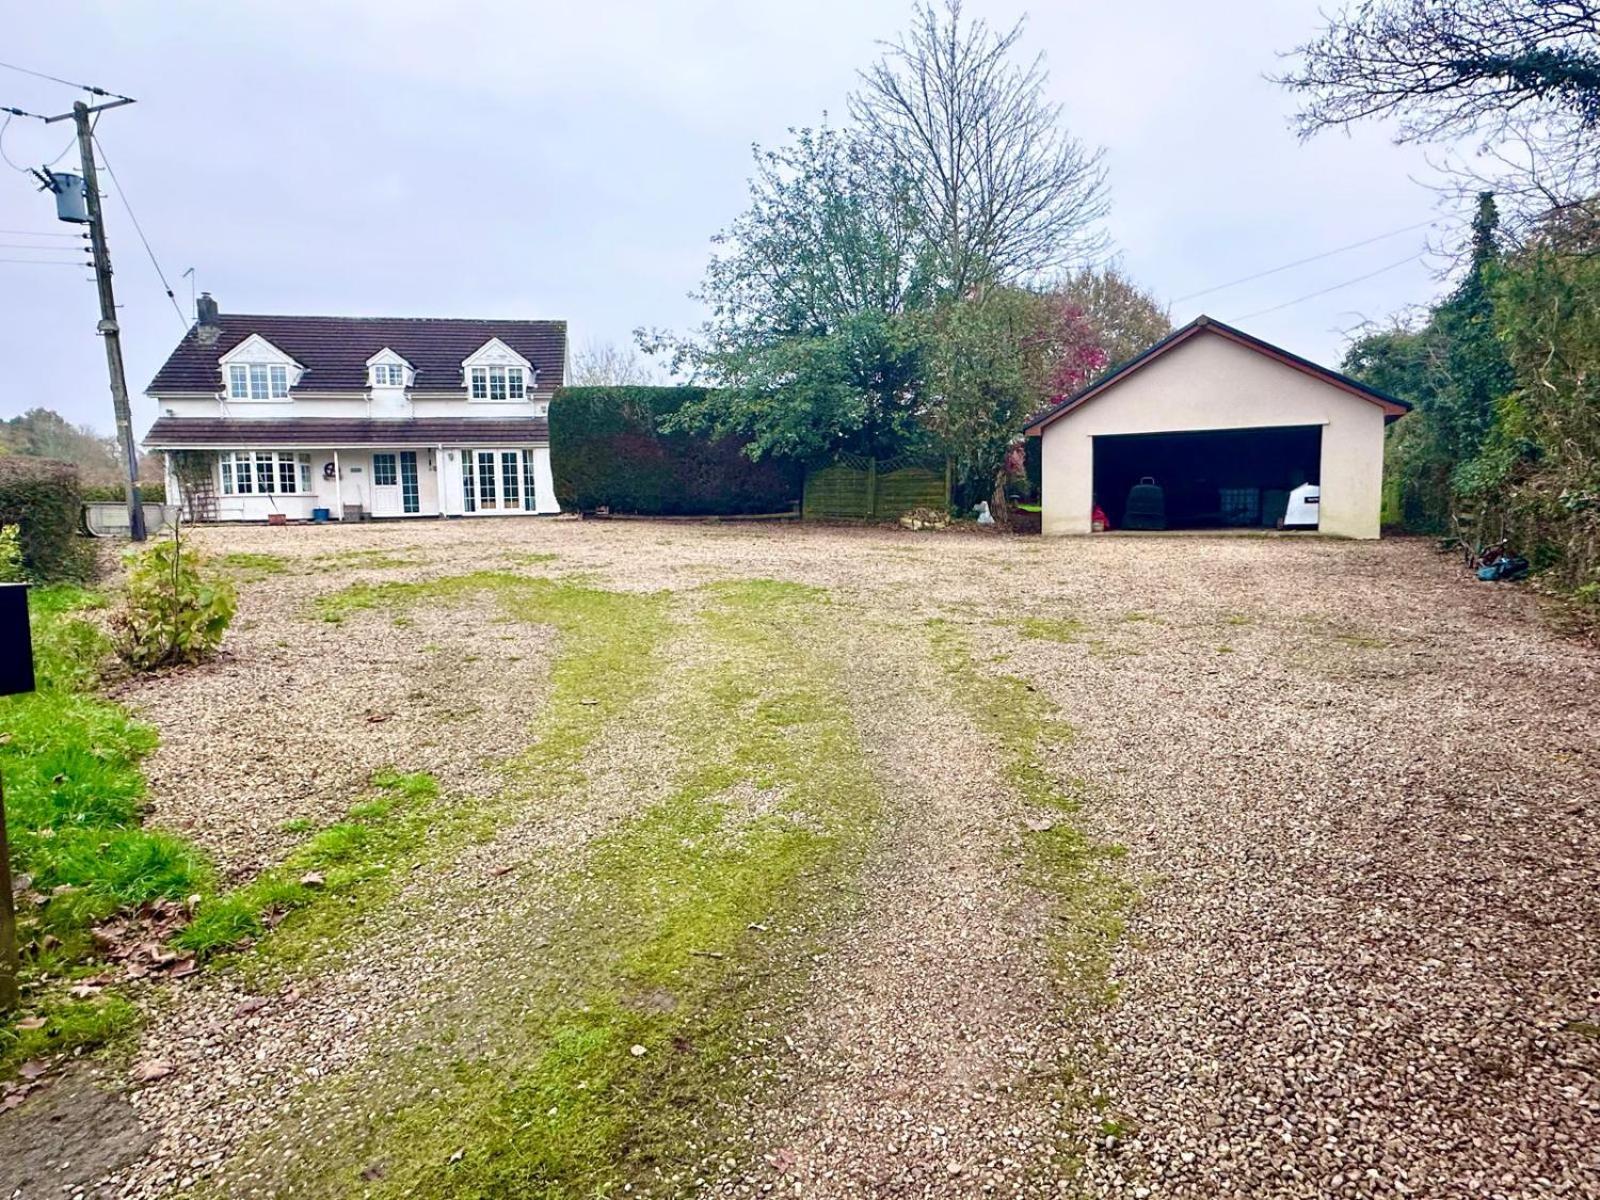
[169,957,199,979]
[448,1149,465,1164]
[15,1016,47,1031]
[131,1059,175,1083]
[365,712,394,724]
[233,997,269,1018]
[300,872,326,889]
[18,1060,49,1081]
[68,982,101,999]
[629,1044,647,1057]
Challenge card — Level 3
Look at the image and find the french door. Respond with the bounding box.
[462,449,537,513]
[371,451,419,516]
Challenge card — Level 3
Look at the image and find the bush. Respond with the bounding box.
[81,481,165,504]
[0,524,22,582]
[0,456,94,581]
[111,534,236,671]
[551,387,801,515]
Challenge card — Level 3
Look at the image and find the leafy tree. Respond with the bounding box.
[1278,0,1600,222]
[1053,265,1173,365]
[921,288,1105,519]
[1433,194,1517,468]
[0,408,121,486]
[851,0,1108,294]
[655,125,930,460]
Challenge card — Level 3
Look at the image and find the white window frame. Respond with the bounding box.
[218,451,313,496]
[371,363,405,388]
[462,338,535,403]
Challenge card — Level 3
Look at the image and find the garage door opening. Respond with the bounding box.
[1093,425,1321,531]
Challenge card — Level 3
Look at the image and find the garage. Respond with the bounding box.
[1024,315,1410,539]
[1093,424,1321,530]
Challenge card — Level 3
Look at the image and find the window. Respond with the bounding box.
[228,363,290,399]
[372,363,405,387]
[461,449,538,514]
[372,453,398,487]
[468,365,526,401]
[218,451,313,496]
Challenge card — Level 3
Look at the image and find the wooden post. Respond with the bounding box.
[0,771,17,1012]
[866,458,878,520]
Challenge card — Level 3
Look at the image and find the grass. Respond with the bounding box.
[213,579,885,1199]
[315,548,425,571]
[1,585,214,1076]
[176,771,440,958]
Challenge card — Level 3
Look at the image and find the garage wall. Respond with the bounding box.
[1038,331,1386,539]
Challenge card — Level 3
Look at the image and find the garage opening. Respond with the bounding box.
[1092,425,1321,531]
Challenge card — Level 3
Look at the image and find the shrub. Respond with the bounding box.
[0,524,22,582]
[111,534,236,671]
[81,481,165,504]
[550,386,801,515]
[0,456,94,581]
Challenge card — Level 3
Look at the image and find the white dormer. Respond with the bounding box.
[366,347,414,389]
[219,334,303,400]
[462,338,537,401]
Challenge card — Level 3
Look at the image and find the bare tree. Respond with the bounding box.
[568,339,658,387]
[1053,264,1172,364]
[1278,1,1600,227]
[850,1,1109,296]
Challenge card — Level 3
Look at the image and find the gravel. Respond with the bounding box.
[7,520,1594,1199]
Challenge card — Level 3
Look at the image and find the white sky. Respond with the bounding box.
[1,0,1467,436]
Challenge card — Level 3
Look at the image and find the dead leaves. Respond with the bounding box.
[130,1058,176,1083]
[89,897,199,983]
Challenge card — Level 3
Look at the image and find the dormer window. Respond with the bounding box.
[229,363,289,400]
[470,365,526,401]
[372,363,405,387]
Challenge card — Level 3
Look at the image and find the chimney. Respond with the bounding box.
[195,292,220,344]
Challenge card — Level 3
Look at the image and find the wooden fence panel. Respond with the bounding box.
[802,457,949,520]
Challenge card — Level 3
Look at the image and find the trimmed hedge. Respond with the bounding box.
[550,387,801,515]
[0,456,95,581]
[81,481,165,504]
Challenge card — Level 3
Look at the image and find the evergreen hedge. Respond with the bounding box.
[0,456,95,581]
[550,387,800,515]
[81,481,165,504]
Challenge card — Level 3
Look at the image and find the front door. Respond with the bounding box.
[371,452,402,516]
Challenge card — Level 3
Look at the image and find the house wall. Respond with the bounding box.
[151,391,553,422]
[1038,332,1387,539]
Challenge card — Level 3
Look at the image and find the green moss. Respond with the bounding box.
[188,576,670,969]
[503,551,559,565]
[0,992,139,1079]
[1014,615,1085,643]
[219,551,288,575]
[928,620,1132,1161]
[212,579,882,1199]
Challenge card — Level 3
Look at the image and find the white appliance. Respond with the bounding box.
[1284,482,1320,528]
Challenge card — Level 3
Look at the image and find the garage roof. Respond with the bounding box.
[1022,315,1411,436]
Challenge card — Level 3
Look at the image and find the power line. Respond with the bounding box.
[0,241,88,251]
[0,257,91,266]
[1172,219,1441,304]
[1234,253,1426,321]
[93,129,188,329]
[0,60,133,101]
[0,227,81,238]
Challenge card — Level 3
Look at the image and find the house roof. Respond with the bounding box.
[147,313,567,394]
[143,416,548,449]
[1022,315,1411,436]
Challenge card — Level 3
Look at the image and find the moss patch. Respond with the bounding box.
[1014,615,1086,644]
[928,620,1131,1154]
[211,580,882,1199]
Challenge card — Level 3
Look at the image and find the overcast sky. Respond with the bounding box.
[2,0,1468,436]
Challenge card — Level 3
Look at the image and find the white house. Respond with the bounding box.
[142,295,564,521]
[1023,315,1411,539]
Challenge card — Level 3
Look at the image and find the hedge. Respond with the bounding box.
[550,387,801,515]
[0,456,95,581]
[81,480,165,504]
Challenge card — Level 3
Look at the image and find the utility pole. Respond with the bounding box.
[58,99,146,540]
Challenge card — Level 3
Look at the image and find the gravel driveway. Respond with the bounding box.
[2,520,1595,1200]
